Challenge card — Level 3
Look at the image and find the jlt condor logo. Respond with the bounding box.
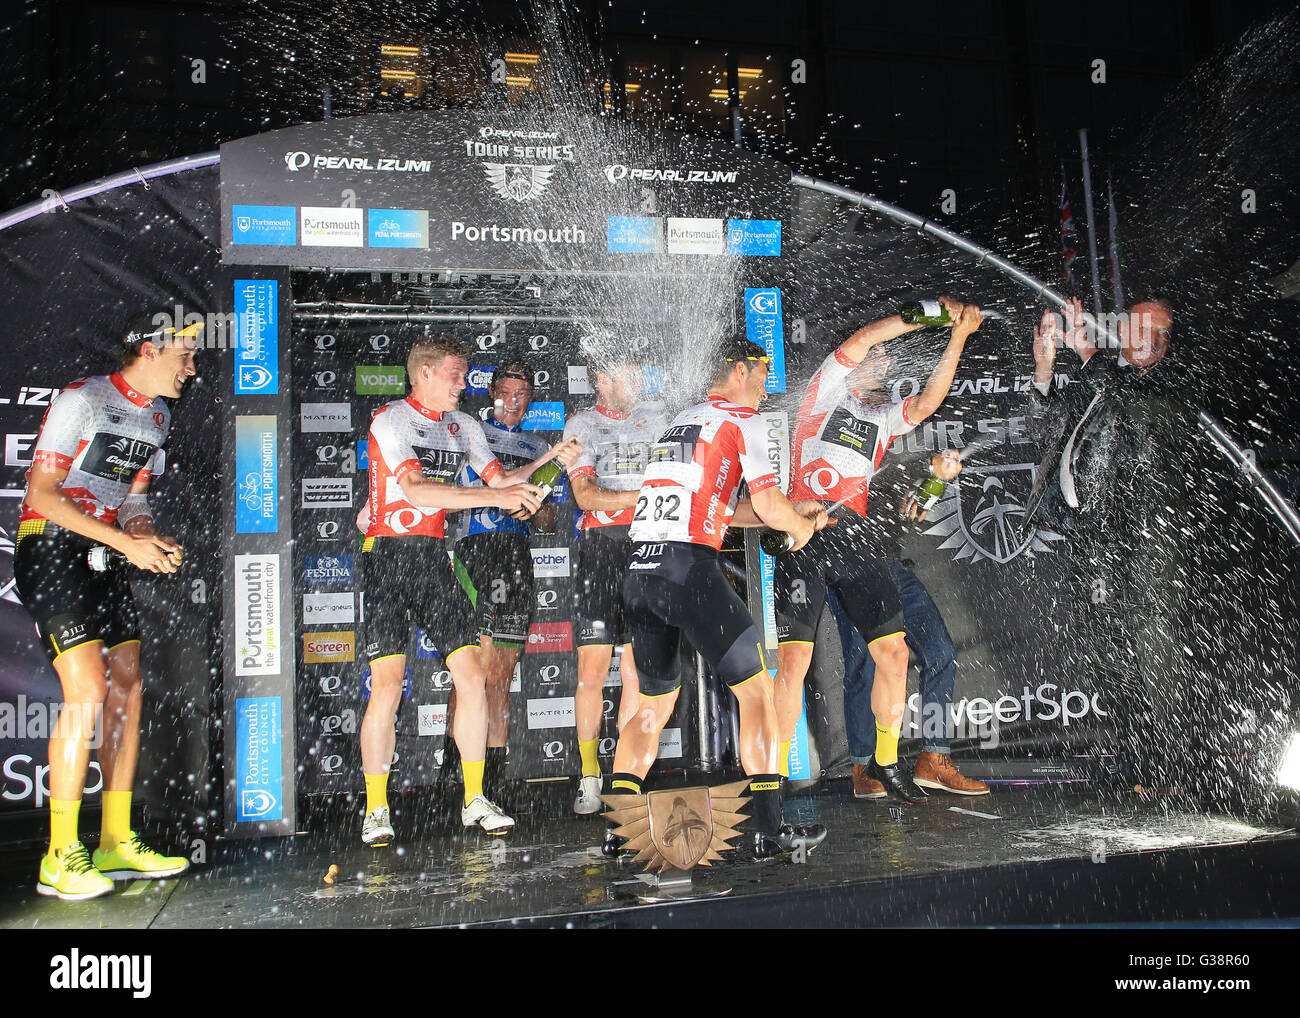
[921,463,1064,564]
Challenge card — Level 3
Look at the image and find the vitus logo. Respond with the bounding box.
[368,334,391,352]
[543,741,564,759]
[313,334,337,353]
[319,754,344,774]
[313,370,337,388]
[318,674,342,695]
[528,335,549,351]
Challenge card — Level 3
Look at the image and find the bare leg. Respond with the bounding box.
[484,638,520,749]
[48,642,109,802]
[360,655,404,775]
[575,644,614,743]
[447,645,488,765]
[730,671,779,775]
[615,643,639,732]
[99,641,143,792]
[610,689,678,778]
[773,641,814,747]
[868,634,910,740]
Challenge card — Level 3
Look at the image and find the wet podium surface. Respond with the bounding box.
[2,782,1296,929]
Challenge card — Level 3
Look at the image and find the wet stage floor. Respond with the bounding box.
[2,782,1296,929]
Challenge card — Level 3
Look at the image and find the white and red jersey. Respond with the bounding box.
[629,398,778,550]
[787,348,917,517]
[562,400,670,530]
[20,373,168,526]
[363,397,502,539]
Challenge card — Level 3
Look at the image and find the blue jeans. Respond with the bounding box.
[827,561,956,763]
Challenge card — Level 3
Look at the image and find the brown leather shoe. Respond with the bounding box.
[852,764,886,799]
[913,752,989,795]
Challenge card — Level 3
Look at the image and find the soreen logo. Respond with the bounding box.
[302,631,355,663]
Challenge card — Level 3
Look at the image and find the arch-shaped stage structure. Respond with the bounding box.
[1,110,1296,841]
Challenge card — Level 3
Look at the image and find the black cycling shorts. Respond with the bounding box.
[622,541,767,698]
[454,531,535,646]
[575,526,633,648]
[362,536,479,664]
[775,517,905,647]
[12,521,140,665]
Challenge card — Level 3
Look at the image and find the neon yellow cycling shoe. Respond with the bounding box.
[37,842,115,901]
[92,832,190,880]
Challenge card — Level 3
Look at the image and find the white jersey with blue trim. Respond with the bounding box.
[455,414,550,540]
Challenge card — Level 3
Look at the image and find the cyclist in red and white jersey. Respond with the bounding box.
[604,337,829,859]
[14,314,200,900]
[774,299,982,804]
[356,333,578,844]
[559,360,669,815]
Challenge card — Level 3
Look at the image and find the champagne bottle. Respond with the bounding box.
[87,546,129,572]
[529,459,563,505]
[759,527,795,556]
[911,473,948,518]
[899,300,951,326]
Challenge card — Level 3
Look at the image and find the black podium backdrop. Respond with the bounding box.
[1,110,1296,835]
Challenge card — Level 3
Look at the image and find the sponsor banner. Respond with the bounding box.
[300,206,364,247]
[526,696,576,730]
[357,439,369,471]
[532,662,565,689]
[417,703,448,737]
[314,519,344,542]
[234,554,281,676]
[521,401,565,431]
[301,476,352,509]
[232,205,295,246]
[368,208,429,248]
[531,547,571,578]
[309,367,342,391]
[303,630,355,664]
[567,365,591,394]
[355,365,406,395]
[744,288,787,394]
[233,279,279,395]
[235,697,283,822]
[759,547,777,650]
[602,164,740,185]
[727,218,782,256]
[606,215,661,254]
[301,402,351,433]
[302,591,355,626]
[641,365,665,396]
[414,628,440,659]
[361,667,413,700]
[449,221,588,246]
[234,415,278,534]
[465,365,494,395]
[525,622,573,654]
[658,727,683,760]
[666,217,725,255]
[759,411,790,493]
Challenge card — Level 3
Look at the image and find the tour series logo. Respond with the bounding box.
[600,778,751,872]
[921,462,1065,564]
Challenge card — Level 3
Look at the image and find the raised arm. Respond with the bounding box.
[908,300,983,424]
[835,314,923,366]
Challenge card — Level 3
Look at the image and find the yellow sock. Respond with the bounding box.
[100,790,132,852]
[49,798,81,854]
[462,759,485,806]
[778,740,792,779]
[874,723,900,767]
[578,738,600,778]
[364,772,389,814]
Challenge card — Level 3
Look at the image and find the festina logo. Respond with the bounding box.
[49,949,152,998]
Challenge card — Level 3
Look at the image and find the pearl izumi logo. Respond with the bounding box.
[234,554,280,677]
[603,164,740,185]
[921,463,1064,564]
[284,151,433,173]
[482,163,556,202]
[50,949,151,998]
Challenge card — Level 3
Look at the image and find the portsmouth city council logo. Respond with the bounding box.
[600,779,750,873]
[482,162,555,202]
[922,463,1064,564]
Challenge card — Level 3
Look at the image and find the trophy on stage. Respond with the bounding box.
[599,779,751,875]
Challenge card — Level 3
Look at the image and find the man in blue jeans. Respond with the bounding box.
[828,452,989,800]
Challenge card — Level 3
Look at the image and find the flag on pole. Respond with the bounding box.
[1059,163,1078,294]
[1105,170,1125,312]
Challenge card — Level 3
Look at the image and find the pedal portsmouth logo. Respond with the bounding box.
[922,463,1064,563]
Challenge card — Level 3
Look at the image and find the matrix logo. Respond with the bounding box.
[526,696,577,730]
[300,402,352,433]
[355,365,406,395]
